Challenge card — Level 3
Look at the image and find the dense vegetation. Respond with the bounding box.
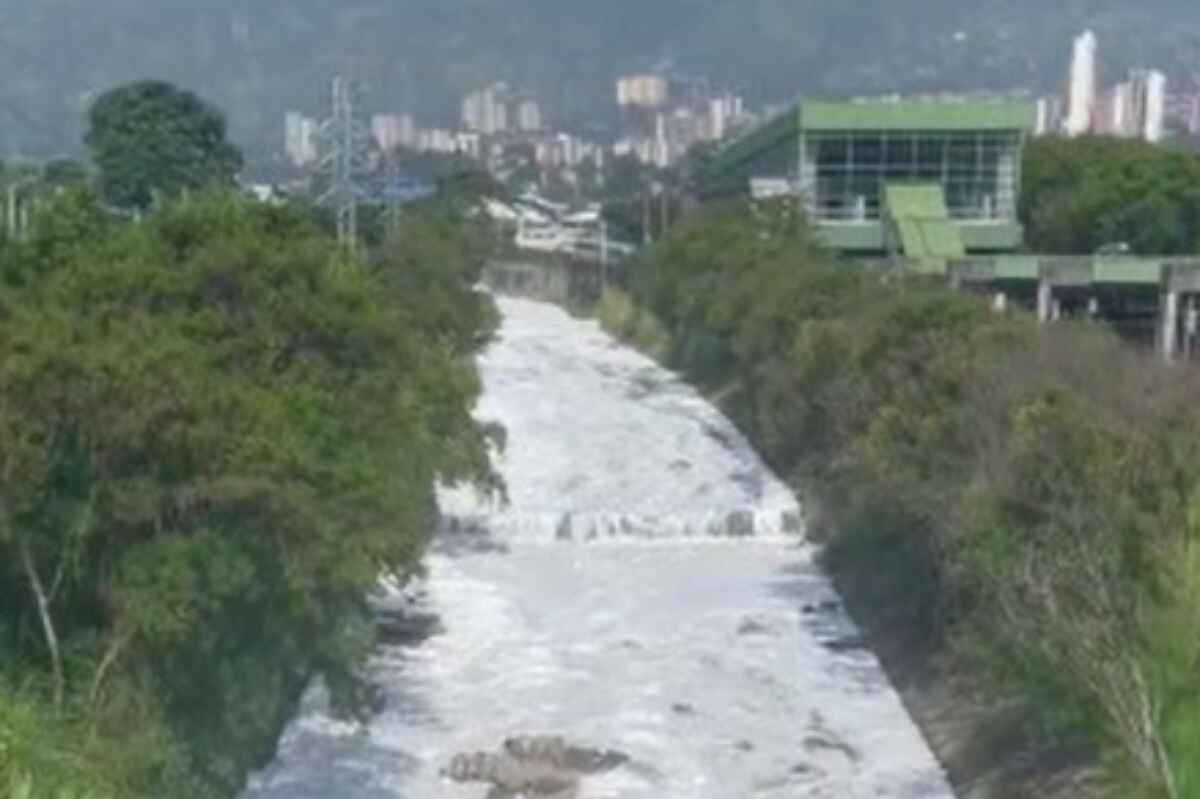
[86,81,244,210]
[602,197,1200,798]
[0,186,500,797]
[2,0,1199,156]
[1022,136,1200,255]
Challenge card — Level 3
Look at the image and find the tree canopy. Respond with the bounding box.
[613,197,1200,796]
[85,81,243,210]
[1021,135,1200,255]
[0,188,498,797]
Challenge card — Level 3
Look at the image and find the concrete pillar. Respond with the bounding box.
[1185,297,1198,358]
[991,291,1008,314]
[1160,289,1180,362]
[1037,279,1053,323]
[1087,296,1100,319]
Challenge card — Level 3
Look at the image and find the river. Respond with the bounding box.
[244,296,953,799]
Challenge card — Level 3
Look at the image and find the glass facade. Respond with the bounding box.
[801,130,1020,222]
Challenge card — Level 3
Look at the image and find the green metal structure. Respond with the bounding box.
[702,100,1036,255]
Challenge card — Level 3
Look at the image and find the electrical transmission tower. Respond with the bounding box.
[314,76,371,249]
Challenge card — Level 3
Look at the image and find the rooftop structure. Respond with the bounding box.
[702,100,1036,255]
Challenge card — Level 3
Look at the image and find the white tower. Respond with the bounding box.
[1065,30,1098,137]
[1143,70,1168,143]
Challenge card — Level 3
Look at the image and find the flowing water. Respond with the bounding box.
[245,296,953,799]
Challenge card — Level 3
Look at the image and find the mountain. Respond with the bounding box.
[0,1,1197,160]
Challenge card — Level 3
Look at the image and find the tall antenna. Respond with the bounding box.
[315,76,370,249]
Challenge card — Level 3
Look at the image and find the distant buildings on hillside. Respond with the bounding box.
[613,72,756,168]
[281,68,764,194]
[1035,29,1184,142]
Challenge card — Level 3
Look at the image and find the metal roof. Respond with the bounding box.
[800,101,1035,131]
[704,99,1036,190]
[884,184,966,260]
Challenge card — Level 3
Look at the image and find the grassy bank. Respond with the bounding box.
[596,197,1200,799]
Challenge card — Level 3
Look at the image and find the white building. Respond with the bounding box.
[1034,96,1063,136]
[1094,82,1133,136]
[616,74,669,108]
[455,131,483,160]
[462,83,511,136]
[371,114,406,153]
[419,128,459,154]
[517,100,543,132]
[1093,69,1168,142]
[398,114,418,149]
[284,112,318,167]
[1064,30,1097,137]
[1133,69,1168,143]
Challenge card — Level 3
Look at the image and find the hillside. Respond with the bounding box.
[1,0,1197,159]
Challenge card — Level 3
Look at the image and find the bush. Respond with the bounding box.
[620,196,1200,798]
[0,188,498,796]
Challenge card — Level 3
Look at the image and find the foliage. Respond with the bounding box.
[41,160,89,190]
[0,187,497,797]
[85,82,243,210]
[1022,136,1200,255]
[617,196,1200,797]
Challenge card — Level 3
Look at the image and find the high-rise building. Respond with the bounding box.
[456,132,482,160]
[398,114,418,149]
[1064,30,1097,137]
[1131,69,1168,143]
[371,114,405,153]
[462,83,511,135]
[616,75,669,108]
[707,94,746,141]
[1034,96,1063,136]
[284,111,318,167]
[516,99,543,132]
[1095,70,1169,141]
[1094,82,1133,136]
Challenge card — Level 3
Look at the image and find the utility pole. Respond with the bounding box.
[7,177,36,242]
[314,76,371,250]
[642,190,652,246]
[599,218,609,297]
[383,149,403,236]
[7,183,18,240]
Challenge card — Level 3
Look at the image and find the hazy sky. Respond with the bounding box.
[0,1,1195,155]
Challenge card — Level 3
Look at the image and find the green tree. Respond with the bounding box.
[85,81,243,210]
[41,159,89,189]
[0,187,498,797]
[1022,136,1200,255]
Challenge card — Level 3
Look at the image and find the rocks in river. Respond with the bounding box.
[443,751,578,797]
[803,733,861,762]
[375,608,443,646]
[821,635,868,654]
[737,616,773,636]
[802,599,841,615]
[442,736,629,798]
[503,736,629,774]
[780,509,804,535]
[725,509,756,537]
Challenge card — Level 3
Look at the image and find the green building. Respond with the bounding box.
[701,100,1036,259]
